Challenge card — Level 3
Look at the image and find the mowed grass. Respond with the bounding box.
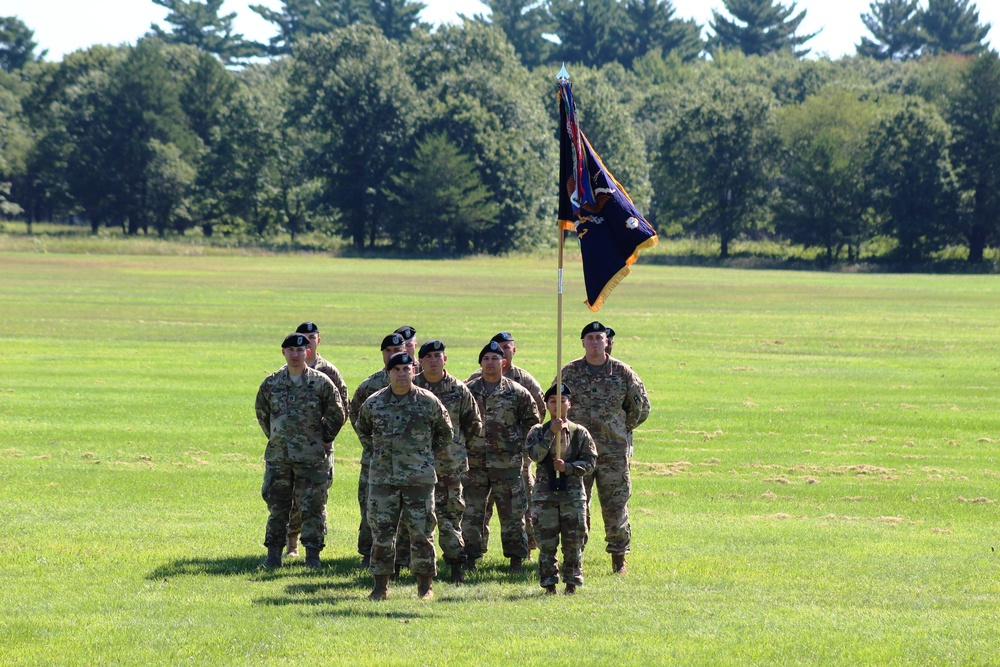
[1,251,999,666]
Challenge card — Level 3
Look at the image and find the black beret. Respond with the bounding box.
[605,327,616,339]
[581,321,607,339]
[479,340,505,362]
[381,333,405,351]
[490,331,514,344]
[544,383,571,401]
[418,340,445,358]
[394,326,417,341]
[386,352,414,372]
[282,333,309,348]
[296,321,319,334]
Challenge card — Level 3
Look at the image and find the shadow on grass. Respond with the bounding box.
[147,554,365,580]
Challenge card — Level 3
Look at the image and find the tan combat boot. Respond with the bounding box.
[368,575,389,601]
[416,575,434,600]
[285,533,300,558]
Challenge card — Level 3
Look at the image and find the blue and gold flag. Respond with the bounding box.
[558,79,658,312]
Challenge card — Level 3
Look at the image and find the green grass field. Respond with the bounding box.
[1,251,998,666]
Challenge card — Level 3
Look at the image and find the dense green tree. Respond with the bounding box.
[63,40,198,234]
[548,0,630,66]
[0,16,44,73]
[150,0,259,63]
[411,22,554,253]
[146,139,196,235]
[288,26,422,249]
[948,52,1000,263]
[0,79,28,219]
[856,0,923,60]
[478,0,554,67]
[709,0,818,58]
[654,75,780,257]
[921,0,991,56]
[383,132,499,253]
[775,88,878,261]
[865,98,958,261]
[620,0,703,65]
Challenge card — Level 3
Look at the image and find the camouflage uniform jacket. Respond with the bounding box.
[312,354,350,419]
[355,386,454,486]
[468,364,545,416]
[558,356,650,457]
[525,420,598,501]
[414,371,483,475]
[466,376,540,470]
[255,366,346,464]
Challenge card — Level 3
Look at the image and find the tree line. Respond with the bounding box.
[0,0,997,263]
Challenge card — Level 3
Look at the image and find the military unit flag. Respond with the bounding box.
[557,78,658,312]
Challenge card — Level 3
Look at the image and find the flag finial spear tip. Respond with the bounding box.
[557,63,570,81]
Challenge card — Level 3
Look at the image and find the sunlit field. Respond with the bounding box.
[1,251,998,666]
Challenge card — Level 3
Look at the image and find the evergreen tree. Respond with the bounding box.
[0,16,45,72]
[479,0,554,68]
[549,0,631,66]
[252,0,424,54]
[384,132,499,254]
[709,0,818,58]
[620,0,703,65]
[856,0,923,60]
[921,0,991,56]
[150,0,260,63]
[371,0,427,42]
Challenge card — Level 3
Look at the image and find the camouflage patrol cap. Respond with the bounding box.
[544,383,571,400]
[490,331,514,344]
[605,327,616,339]
[418,340,445,358]
[581,321,607,339]
[395,325,417,341]
[386,352,414,371]
[282,333,309,348]
[479,340,505,362]
[296,321,319,334]
[381,333,405,350]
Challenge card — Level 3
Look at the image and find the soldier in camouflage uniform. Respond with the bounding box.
[356,352,453,601]
[467,331,545,554]
[525,384,597,594]
[414,340,483,583]
[395,325,421,373]
[559,321,650,574]
[283,321,351,559]
[463,341,540,573]
[605,327,616,356]
[350,333,406,568]
[255,333,346,569]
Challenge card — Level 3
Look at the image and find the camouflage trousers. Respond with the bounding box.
[532,495,587,587]
[583,451,632,554]
[462,466,527,561]
[482,456,536,552]
[357,462,371,556]
[367,483,437,577]
[434,472,466,564]
[262,459,330,550]
[287,452,334,538]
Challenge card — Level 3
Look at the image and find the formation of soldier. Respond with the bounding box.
[254,320,650,599]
